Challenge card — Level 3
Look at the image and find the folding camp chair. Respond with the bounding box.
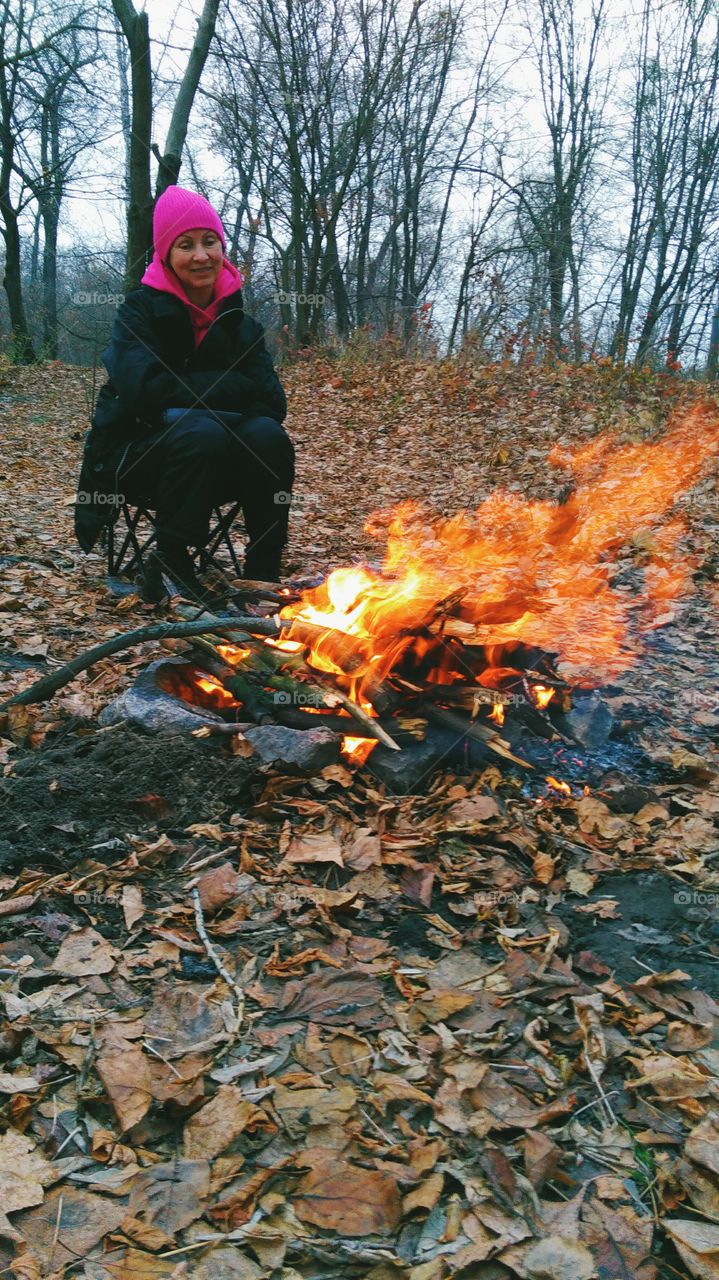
[105,499,245,586]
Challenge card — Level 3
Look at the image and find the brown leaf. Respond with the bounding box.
[686,1116,719,1176]
[97,1038,153,1132]
[0,894,39,918]
[52,927,118,976]
[581,1199,656,1279]
[523,1130,562,1190]
[399,865,434,906]
[147,1052,208,1109]
[127,1159,210,1234]
[532,851,555,884]
[343,826,382,869]
[293,1149,402,1236]
[663,1220,719,1279]
[403,1171,444,1214]
[522,1235,596,1279]
[144,984,226,1057]
[196,861,243,914]
[0,1071,41,1094]
[121,884,144,931]
[285,829,344,866]
[183,1086,271,1160]
[0,1129,54,1212]
[210,1161,289,1231]
[279,967,384,1026]
[11,1187,126,1272]
[443,794,500,830]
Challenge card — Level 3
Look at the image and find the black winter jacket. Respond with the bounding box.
[75,285,287,552]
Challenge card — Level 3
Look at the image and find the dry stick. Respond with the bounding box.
[185,616,402,750]
[191,886,245,1023]
[0,617,280,711]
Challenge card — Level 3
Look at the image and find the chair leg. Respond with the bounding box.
[107,505,158,579]
[198,504,244,576]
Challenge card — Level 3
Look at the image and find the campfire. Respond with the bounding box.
[131,404,719,784]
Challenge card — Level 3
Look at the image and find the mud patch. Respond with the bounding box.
[0,724,256,867]
[555,871,719,991]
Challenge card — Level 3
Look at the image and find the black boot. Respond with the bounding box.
[142,546,221,608]
[243,545,283,583]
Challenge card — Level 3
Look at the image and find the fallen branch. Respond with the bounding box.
[191,886,245,1024]
[0,617,280,711]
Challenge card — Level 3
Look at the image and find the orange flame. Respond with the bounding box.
[342,735,377,763]
[278,405,719,691]
[488,702,505,725]
[532,684,555,709]
[195,674,237,705]
[546,775,572,795]
[216,644,251,665]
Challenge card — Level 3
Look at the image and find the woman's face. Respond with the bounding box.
[169,228,223,300]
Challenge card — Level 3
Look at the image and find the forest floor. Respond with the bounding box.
[0,349,718,1279]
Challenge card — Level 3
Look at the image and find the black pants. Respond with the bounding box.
[117,410,295,578]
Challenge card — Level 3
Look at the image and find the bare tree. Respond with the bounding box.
[110,0,221,292]
[513,0,609,359]
[609,0,719,365]
[17,17,102,356]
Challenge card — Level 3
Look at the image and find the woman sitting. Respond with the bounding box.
[75,186,295,604]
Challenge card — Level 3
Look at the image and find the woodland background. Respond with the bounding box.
[1,0,719,374]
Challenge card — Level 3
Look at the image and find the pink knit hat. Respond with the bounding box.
[152,186,226,264]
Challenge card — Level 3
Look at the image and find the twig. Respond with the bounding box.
[585,1055,617,1127]
[0,617,280,710]
[191,887,245,1024]
[48,1194,63,1270]
[328,687,401,750]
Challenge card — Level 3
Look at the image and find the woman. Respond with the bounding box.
[75,186,295,603]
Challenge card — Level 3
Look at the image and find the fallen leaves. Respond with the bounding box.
[292,1149,402,1235]
[1,357,718,1278]
[51,927,118,976]
[183,1085,272,1159]
[0,1130,54,1212]
[96,1036,153,1132]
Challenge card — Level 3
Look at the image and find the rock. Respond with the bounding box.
[98,659,225,734]
[557,691,614,749]
[366,738,447,794]
[244,724,341,772]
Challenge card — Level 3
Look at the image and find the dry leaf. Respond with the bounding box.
[52,927,118,976]
[293,1149,402,1235]
[121,884,144,930]
[0,1129,54,1211]
[183,1086,270,1159]
[533,851,555,884]
[662,1219,719,1279]
[97,1038,153,1132]
[285,830,344,866]
[0,1071,41,1094]
[126,1159,210,1233]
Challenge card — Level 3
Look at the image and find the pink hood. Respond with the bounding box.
[140,254,244,347]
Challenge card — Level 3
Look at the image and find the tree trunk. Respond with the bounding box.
[112,1,153,291]
[0,197,35,363]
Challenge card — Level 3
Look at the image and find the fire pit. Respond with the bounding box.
[96,405,719,792]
